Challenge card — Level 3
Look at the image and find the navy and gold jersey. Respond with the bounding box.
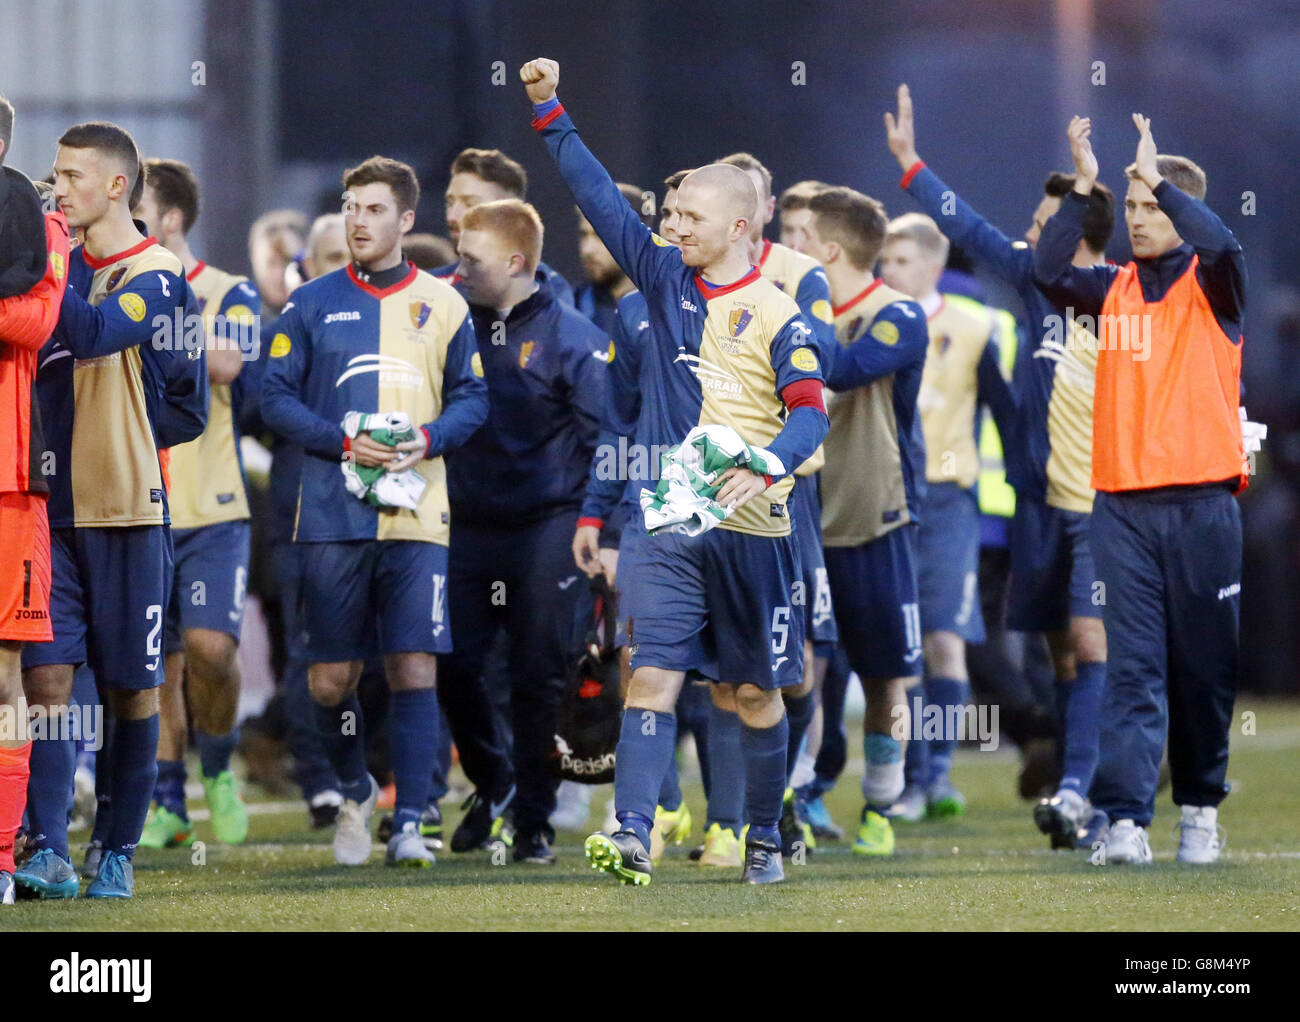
[260,262,489,545]
[533,102,827,539]
[821,280,928,547]
[758,239,834,476]
[917,299,998,488]
[167,262,260,529]
[40,236,209,528]
[903,164,1096,512]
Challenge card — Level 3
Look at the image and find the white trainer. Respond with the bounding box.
[333,775,379,866]
[1175,806,1224,864]
[385,820,436,868]
[1100,818,1152,865]
[549,780,593,831]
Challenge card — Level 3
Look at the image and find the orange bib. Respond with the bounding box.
[1092,256,1244,492]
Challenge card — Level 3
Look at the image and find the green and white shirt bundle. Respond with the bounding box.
[340,411,428,510]
[639,424,786,537]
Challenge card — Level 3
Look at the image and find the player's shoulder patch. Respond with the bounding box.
[470,351,484,377]
[870,319,900,346]
[650,232,673,247]
[269,332,292,358]
[118,292,147,322]
[790,346,819,372]
[810,298,833,324]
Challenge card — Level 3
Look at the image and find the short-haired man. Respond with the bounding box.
[130,157,260,852]
[887,83,1115,848]
[439,147,574,306]
[0,96,71,906]
[574,181,649,335]
[247,209,308,318]
[261,155,488,868]
[1034,115,1247,865]
[524,57,828,885]
[719,152,838,852]
[16,121,209,899]
[801,186,929,856]
[437,197,607,864]
[778,180,830,253]
[878,212,1013,820]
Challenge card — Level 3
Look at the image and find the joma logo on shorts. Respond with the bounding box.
[1217,583,1241,600]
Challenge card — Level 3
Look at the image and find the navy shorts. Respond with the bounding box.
[298,540,450,662]
[917,482,984,642]
[825,524,922,681]
[621,522,803,690]
[165,520,251,650]
[1007,495,1100,632]
[791,473,838,649]
[23,525,173,690]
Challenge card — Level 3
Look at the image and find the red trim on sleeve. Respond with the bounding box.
[346,261,418,299]
[577,516,604,531]
[831,278,883,317]
[763,474,773,488]
[186,261,206,282]
[342,435,352,454]
[81,235,157,270]
[531,104,566,131]
[421,427,433,455]
[781,378,826,415]
[899,160,926,189]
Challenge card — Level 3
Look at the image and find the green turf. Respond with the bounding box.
[6,698,1299,931]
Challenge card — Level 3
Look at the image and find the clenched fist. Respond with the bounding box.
[519,58,560,104]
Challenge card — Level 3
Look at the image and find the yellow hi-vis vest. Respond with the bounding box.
[944,293,1017,519]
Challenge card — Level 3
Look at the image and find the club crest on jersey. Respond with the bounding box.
[728,305,754,338]
[519,339,538,369]
[409,301,432,330]
[934,333,951,356]
[848,316,864,339]
[105,267,128,292]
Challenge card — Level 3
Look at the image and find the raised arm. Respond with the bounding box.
[887,85,1032,286]
[1032,117,1115,316]
[1128,113,1245,328]
[521,58,679,296]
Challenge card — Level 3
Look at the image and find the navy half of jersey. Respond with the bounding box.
[447,279,608,526]
[532,100,828,530]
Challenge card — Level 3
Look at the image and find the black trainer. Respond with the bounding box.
[584,830,652,886]
[513,831,557,865]
[451,787,514,852]
[742,838,785,884]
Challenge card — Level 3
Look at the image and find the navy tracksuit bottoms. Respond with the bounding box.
[1089,485,1241,827]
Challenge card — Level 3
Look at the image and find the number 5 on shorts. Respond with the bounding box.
[771,606,790,655]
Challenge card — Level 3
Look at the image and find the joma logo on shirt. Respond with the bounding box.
[324,311,362,324]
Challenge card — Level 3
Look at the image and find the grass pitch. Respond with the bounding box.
[6,698,1299,931]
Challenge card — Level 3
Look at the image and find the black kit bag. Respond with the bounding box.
[550,573,622,783]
